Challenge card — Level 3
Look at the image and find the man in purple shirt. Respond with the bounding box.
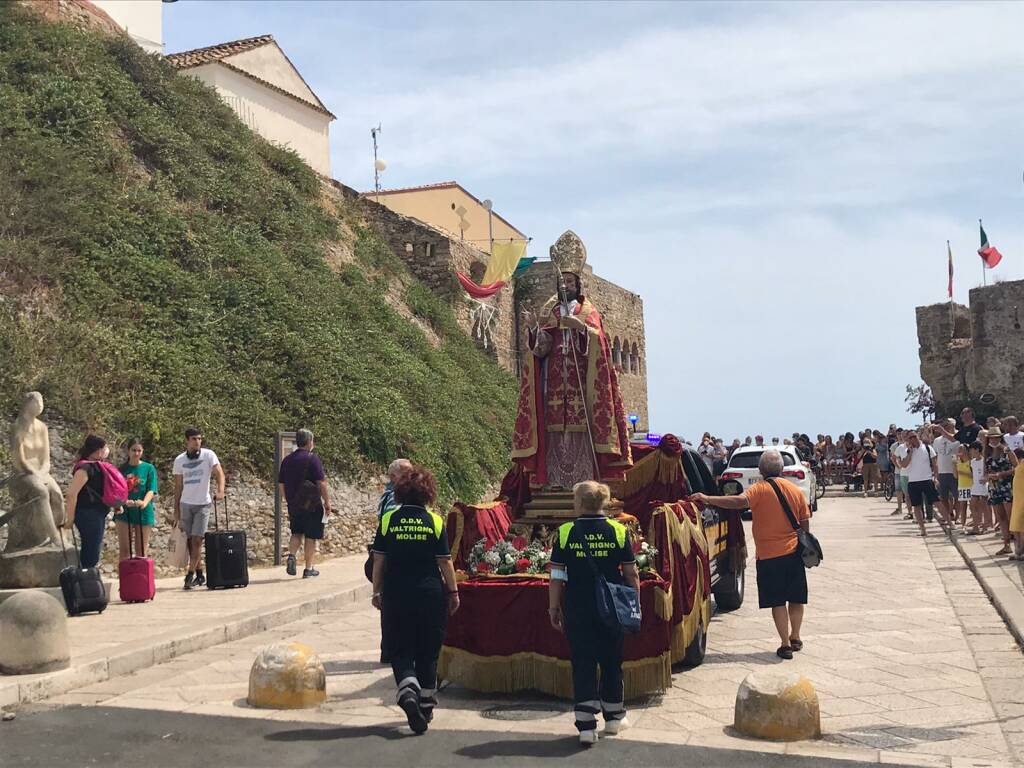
[278,429,332,578]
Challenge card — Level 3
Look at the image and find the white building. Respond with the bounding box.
[166,35,335,176]
[90,0,164,54]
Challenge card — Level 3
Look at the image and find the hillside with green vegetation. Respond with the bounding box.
[0,5,516,503]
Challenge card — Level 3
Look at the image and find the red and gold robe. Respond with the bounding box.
[512,297,633,488]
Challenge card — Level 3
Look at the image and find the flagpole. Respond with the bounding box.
[979,219,987,287]
[948,239,954,338]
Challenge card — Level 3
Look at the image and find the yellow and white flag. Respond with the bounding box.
[482,241,527,285]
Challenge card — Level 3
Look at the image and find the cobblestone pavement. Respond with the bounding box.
[41,496,1024,767]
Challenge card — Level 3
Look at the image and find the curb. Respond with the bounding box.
[0,579,371,709]
[944,530,1024,649]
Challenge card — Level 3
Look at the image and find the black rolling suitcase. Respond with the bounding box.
[204,497,249,589]
[59,529,108,615]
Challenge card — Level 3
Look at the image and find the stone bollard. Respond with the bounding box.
[734,672,820,741]
[0,590,71,675]
[247,642,326,709]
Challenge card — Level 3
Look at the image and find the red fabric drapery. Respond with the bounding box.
[456,272,506,299]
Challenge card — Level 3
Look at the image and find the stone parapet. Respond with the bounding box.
[916,279,1024,416]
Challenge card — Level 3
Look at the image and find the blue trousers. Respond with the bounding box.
[74,506,108,568]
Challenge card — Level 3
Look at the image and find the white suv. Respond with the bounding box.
[720,445,818,513]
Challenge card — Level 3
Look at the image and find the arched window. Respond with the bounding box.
[622,340,632,374]
[612,337,622,368]
[631,343,640,374]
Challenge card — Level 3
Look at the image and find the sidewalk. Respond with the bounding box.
[947,525,1024,648]
[0,552,370,709]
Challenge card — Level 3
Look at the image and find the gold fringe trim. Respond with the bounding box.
[653,581,673,621]
[438,646,672,701]
[619,451,681,498]
[449,507,465,561]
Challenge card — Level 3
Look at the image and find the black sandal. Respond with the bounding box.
[790,639,803,652]
[776,645,793,660]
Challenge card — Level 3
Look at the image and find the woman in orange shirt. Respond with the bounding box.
[693,450,812,660]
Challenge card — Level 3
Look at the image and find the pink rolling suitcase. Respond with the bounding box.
[118,520,155,603]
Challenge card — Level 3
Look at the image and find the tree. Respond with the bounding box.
[905,384,936,424]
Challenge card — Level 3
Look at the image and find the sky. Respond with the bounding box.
[164,1,1024,442]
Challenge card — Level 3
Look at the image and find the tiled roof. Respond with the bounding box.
[366,182,459,196]
[165,34,275,69]
[362,182,527,238]
[166,35,336,120]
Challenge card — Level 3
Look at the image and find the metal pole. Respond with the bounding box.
[487,208,494,254]
[371,124,381,201]
[273,433,282,566]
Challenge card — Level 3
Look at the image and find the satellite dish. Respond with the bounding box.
[481,199,493,211]
[374,159,387,171]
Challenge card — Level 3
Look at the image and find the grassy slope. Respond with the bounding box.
[0,6,515,503]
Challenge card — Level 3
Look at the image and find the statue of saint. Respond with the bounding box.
[1,391,64,553]
[512,232,633,489]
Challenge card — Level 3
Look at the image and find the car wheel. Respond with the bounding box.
[713,562,745,612]
[682,610,707,667]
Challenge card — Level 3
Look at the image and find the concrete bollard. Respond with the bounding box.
[247,642,326,709]
[734,672,820,741]
[0,590,71,675]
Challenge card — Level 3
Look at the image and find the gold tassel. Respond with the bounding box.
[439,646,673,700]
[448,507,465,561]
[618,451,681,498]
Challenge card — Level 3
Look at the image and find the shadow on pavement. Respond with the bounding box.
[455,736,580,759]
[266,723,407,742]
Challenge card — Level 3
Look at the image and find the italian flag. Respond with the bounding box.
[978,221,1003,269]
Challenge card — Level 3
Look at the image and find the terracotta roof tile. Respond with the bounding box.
[165,34,275,68]
[165,35,336,120]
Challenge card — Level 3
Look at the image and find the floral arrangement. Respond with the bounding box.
[633,539,659,573]
[467,536,551,576]
[466,533,660,577]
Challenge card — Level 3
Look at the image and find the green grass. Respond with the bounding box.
[0,6,515,504]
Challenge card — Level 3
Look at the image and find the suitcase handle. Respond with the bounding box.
[213,494,229,531]
[57,525,84,568]
[126,513,146,559]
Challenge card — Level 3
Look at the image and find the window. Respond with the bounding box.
[612,337,622,368]
[622,340,632,374]
[727,451,796,469]
[631,343,640,374]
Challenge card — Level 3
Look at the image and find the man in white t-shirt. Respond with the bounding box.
[931,419,960,525]
[173,427,226,590]
[895,431,937,537]
[890,430,908,516]
[1004,416,1024,453]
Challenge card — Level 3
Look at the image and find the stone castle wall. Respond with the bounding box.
[348,186,649,426]
[916,278,1024,417]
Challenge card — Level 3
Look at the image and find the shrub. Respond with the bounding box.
[0,7,515,505]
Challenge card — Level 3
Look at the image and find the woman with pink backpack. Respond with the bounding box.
[63,435,128,568]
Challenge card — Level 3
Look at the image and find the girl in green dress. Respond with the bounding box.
[115,437,158,559]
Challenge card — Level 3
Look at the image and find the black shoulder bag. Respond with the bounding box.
[765,478,823,569]
[574,522,642,634]
[293,451,321,514]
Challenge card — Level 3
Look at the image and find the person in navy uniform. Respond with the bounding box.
[370,465,459,735]
[548,481,639,747]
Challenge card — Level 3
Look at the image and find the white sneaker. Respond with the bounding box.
[604,717,630,736]
[579,729,599,746]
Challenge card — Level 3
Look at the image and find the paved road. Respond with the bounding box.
[4,496,1022,767]
[0,706,899,768]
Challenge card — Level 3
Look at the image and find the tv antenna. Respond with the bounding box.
[371,124,386,200]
